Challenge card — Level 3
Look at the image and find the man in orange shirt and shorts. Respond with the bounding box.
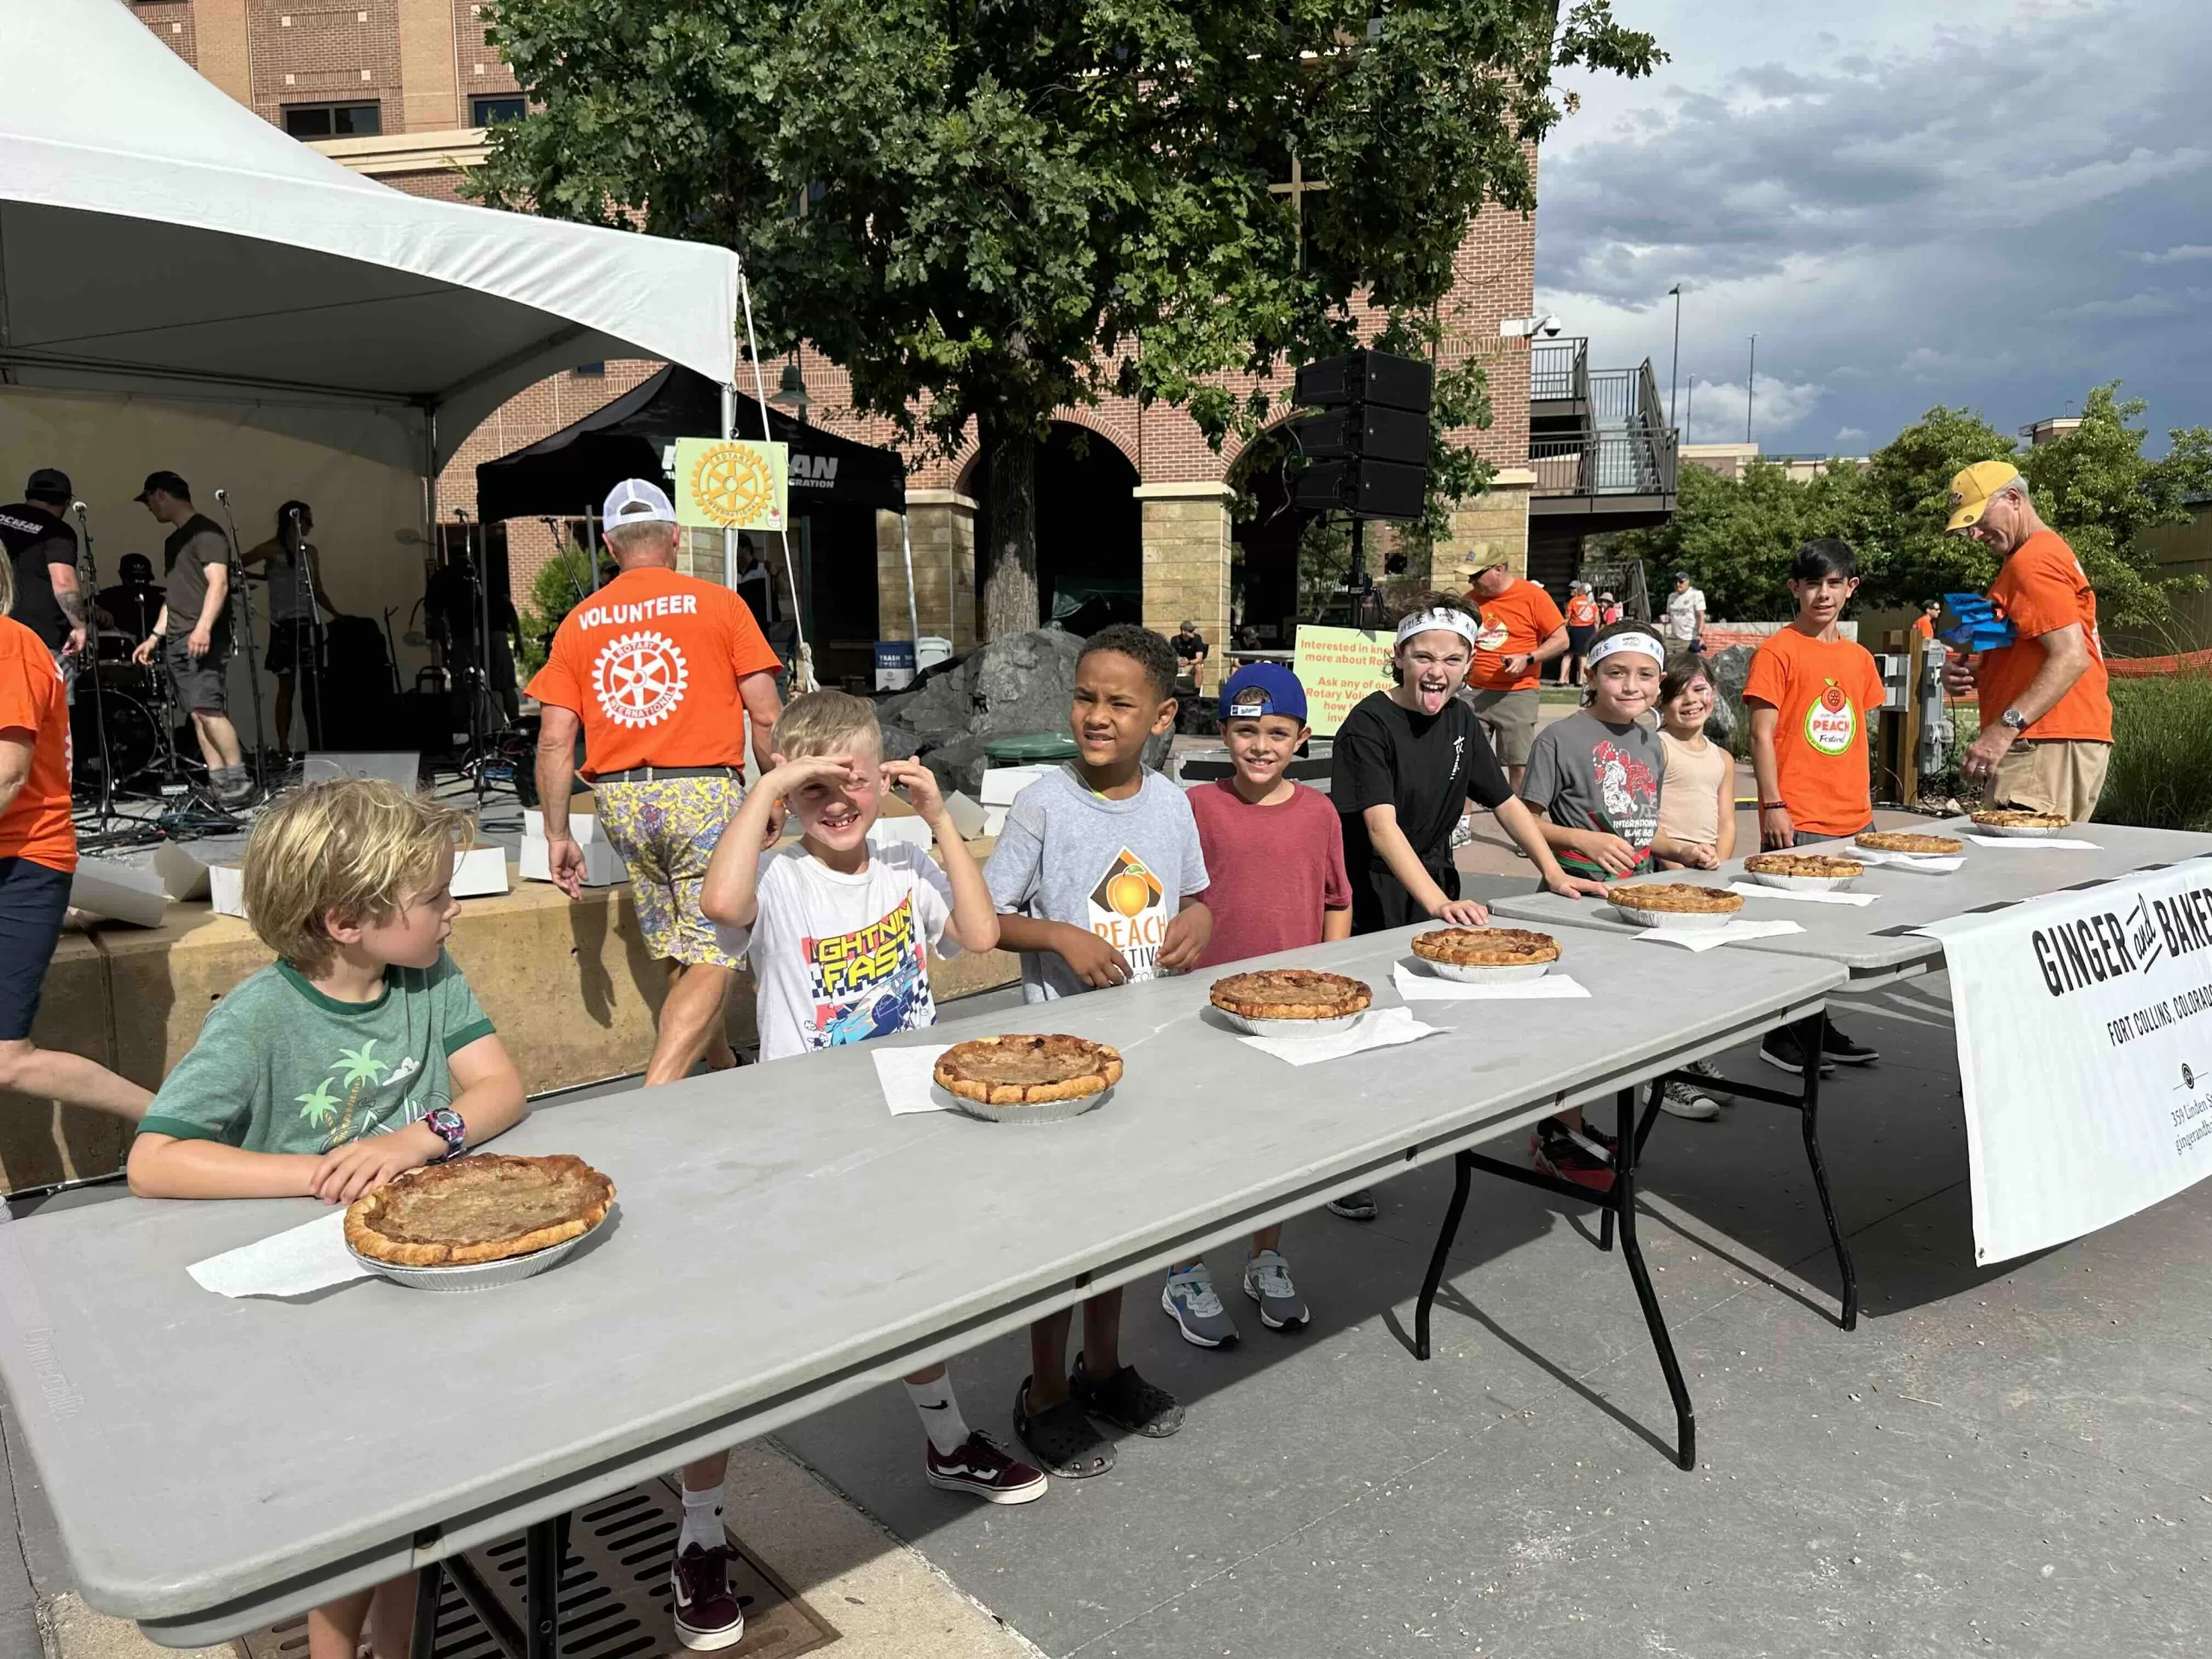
[1942,461,2113,823]
[1460,560,1567,788]
[529,480,785,1090]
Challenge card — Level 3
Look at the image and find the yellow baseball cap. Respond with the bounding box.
[1946,460,2022,532]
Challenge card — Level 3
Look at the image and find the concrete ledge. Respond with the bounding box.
[1486,467,1538,487]
[906,491,979,511]
[1133,481,1235,500]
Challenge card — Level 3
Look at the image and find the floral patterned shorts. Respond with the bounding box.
[590,777,747,969]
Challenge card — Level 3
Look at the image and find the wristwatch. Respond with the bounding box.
[2000,709,2030,733]
[419,1106,466,1162]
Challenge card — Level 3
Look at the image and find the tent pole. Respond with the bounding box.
[735,258,816,692]
[720,381,740,592]
[899,513,922,654]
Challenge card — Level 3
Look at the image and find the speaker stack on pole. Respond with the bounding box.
[1290,348,1434,623]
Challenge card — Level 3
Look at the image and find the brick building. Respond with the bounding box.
[130,0,1555,691]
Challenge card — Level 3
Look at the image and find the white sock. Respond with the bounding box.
[677,1483,722,1553]
[906,1375,971,1456]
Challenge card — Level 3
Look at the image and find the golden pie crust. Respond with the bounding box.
[345,1154,615,1268]
[934,1034,1124,1106]
[1411,927,1562,968]
[1745,853,1865,879]
[1208,969,1373,1022]
[1608,882,1745,915]
[1972,809,2070,829]
[1856,831,1965,855]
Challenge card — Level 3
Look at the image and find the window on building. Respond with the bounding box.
[283,102,382,139]
[572,361,606,378]
[471,95,527,126]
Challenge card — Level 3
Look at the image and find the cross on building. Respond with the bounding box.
[1267,153,1329,270]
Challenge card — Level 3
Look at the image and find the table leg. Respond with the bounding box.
[408,1562,442,1659]
[524,1516,567,1659]
[1414,1151,1473,1362]
[1793,1012,1859,1332]
[1611,1083,1696,1471]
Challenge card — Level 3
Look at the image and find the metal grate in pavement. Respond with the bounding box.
[238,1478,836,1659]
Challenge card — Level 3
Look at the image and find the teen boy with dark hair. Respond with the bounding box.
[1744,537,1885,1076]
[985,623,1211,1478]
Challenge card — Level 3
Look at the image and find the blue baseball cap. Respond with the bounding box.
[1218,662,1308,724]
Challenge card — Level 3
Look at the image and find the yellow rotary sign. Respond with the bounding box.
[673,438,788,531]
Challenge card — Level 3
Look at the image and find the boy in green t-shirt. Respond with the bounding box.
[129,779,525,1659]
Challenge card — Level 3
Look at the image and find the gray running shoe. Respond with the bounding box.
[1160,1262,1238,1347]
[1243,1249,1309,1330]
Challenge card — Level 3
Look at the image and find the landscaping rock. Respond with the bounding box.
[922,733,994,799]
[1704,644,1753,751]
[874,723,922,762]
[969,629,1086,739]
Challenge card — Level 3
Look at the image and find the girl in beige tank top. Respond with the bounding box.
[1655,658,1736,866]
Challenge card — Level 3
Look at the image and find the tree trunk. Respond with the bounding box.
[979,412,1039,640]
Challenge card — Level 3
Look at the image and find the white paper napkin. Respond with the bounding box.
[188,1210,372,1299]
[1727,881,1878,907]
[1391,964,1592,1001]
[872,1044,953,1116]
[1637,918,1807,953]
[1848,848,1965,873]
[1962,835,2101,850]
[1239,1004,1445,1065]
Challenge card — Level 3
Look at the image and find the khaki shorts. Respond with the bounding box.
[1993,739,2111,824]
[1461,686,1541,767]
[591,776,747,969]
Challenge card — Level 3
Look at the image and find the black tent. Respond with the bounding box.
[474,364,906,523]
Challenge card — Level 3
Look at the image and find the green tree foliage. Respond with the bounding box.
[473,0,1659,638]
[515,539,613,677]
[1614,385,2212,631]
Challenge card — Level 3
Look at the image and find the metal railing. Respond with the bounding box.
[1530,427,1680,499]
[1531,338,1586,403]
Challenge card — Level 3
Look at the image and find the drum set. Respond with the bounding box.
[72,629,179,798]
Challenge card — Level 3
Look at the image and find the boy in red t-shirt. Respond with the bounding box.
[1158,664,1351,1345]
[1743,537,1886,1076]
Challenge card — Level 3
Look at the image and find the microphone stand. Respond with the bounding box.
[211,489,270,798]
[287,506,325,753]
[68,501,127,840]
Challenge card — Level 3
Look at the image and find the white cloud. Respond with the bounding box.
[2044,293,2183,321]
[1834,426,1868,444]
[2138,245,2212,264]
[1679,373,1823,445]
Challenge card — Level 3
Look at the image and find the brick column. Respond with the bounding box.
[396,0,461,130]
[194,0,252,105]
[1425,467,1535,584]
[1138,482,1234,695]
[884,491,978,652]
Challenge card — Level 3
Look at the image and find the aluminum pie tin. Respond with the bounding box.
[1744,868,1861,893]
[1970,819,2071,838]
[1609,899,1738,931]
[933,1081,1113,1124]
[348,1209,609,1293]
[1211,1007,1370,1038]
[1420,956,1558,984]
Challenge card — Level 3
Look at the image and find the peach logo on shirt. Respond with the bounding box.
[1804,680,1857,755]
[593,631,690,728]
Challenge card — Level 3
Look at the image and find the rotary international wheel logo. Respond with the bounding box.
[593,632,690,728]
[689,442,779,529]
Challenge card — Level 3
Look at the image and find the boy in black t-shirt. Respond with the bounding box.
[1324,595,1608,1219]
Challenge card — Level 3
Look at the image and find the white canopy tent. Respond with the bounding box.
[0,0,741,478]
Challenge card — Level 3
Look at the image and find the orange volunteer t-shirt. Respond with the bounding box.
[1566,594,1599,628]
[526,565,781,776]
[1978,530,2112,743]
[1911,613,1936,641]
[1467,579,1567,692]
[1742,626,1886,837]
[0,617,75,873]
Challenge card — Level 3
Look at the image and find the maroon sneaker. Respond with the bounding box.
[670,1542,745,1650]
[925,1432,1049,1504]
[1532,1118,1615,1195]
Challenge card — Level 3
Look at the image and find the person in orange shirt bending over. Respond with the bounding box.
[1743,537,1885,1078]
[1911,599,1940,642]
[1460,560,1568,789]
[1940,461,2113,823]
[1559,582,1601,687]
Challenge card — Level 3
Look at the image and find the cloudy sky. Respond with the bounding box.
[1535,0,2212,454]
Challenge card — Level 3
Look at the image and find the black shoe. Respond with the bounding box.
[1327,1187,1378,1221]
[1071,1353,1184,1438]
[1821,1021,1878,1065]
[1760,1027,1835,1077]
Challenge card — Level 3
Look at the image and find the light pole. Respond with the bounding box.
[1745,334,1757,445]
[1668,283,1682,429]
[1684,375,1695,445]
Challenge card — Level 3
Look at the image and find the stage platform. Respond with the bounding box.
[0,854,1021,1194]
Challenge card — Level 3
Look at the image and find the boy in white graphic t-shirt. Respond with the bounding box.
[689,691,1045,1640]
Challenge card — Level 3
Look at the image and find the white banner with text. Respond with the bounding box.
[1921,862,2212,1263]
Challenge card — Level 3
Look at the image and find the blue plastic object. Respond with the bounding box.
[1939,591,2016,653]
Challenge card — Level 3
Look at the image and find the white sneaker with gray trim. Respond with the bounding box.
[1242,1249,1309,1330]
[1161,1261,1239,1347]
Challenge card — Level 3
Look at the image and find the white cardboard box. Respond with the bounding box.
[868,817,936,853]
[982,804,1009,839]
[518,835,626,887]
[979,765,1053,807]
[942,791,988,840]
[523,810,598,843]
[151,840,211,901]
[452,845,511,898]
[208,864,248,920]
[70,859,169,928]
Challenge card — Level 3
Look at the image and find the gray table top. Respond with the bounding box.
[1492,818,2212,979]
[0,927,1840,1641]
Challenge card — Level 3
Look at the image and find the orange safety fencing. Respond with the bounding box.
[2107,650,2212,678]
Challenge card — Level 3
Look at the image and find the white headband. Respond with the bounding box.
[1585,632,1666,671]
[1395,607,1479,649]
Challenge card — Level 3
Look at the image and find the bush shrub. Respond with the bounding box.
[2095,676,2212,830]
[516,543,613,677]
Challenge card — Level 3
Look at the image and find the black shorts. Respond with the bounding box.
[1567,625,1596,658]
[0,857,72,1042]
[164,634,230,714]
[1350,857,1459,937]
[265,618,325,676]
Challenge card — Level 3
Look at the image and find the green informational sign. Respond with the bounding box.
[673,436,788,531]
[1291,625,1395,736]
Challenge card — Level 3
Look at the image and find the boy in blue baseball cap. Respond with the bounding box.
[1159,660,1353,1346]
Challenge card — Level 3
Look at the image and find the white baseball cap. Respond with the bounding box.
[602,477,677,526]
